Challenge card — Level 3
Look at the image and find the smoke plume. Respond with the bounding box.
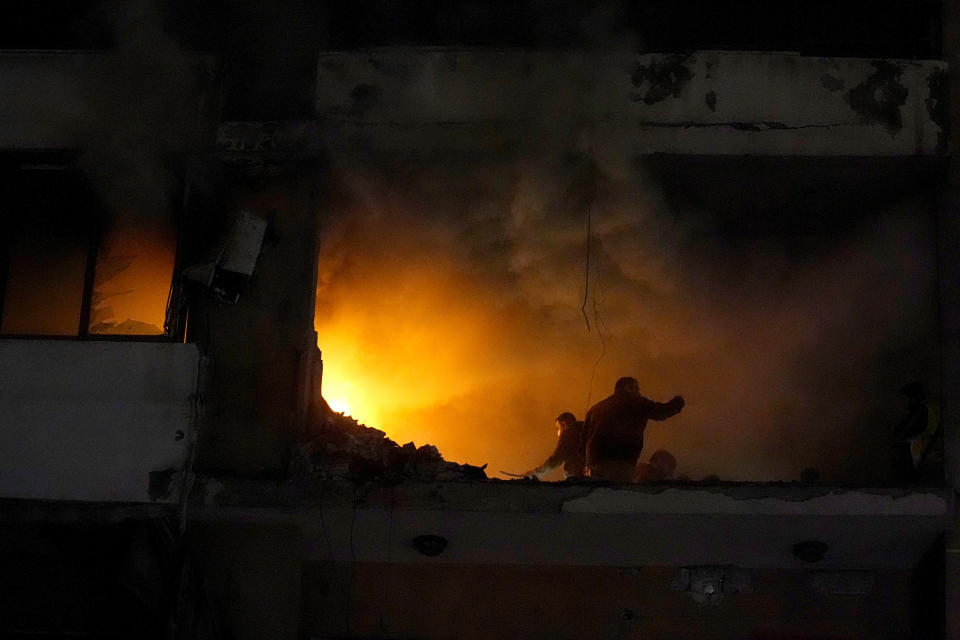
[305,16,940,484]
[314,139,938,483]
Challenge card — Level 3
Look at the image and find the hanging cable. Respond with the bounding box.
[579,160,609,414]
[580,200,593,332]
[584,272,609,414]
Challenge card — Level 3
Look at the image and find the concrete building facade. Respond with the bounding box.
[0,2,957,639]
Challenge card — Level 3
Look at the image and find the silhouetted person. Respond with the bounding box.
[633,449,677,483]
[584,377,684,482]
[524,412,585,479]
[892,382,929,482]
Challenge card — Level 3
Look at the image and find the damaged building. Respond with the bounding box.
[2,1,960,638]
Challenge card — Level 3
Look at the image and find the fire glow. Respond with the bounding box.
[312,168,938,484]
[314,255,515,460]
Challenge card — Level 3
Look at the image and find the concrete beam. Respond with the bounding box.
[189,478,952,569]
[316,49,947,156]
[0,51,215,151]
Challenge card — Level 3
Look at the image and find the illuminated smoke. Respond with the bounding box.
[312,32,938,484]
[307,0,941,481]
[314,147,937,483]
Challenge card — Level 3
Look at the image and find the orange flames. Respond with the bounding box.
[315,256,524,465]
[311,203,694,480]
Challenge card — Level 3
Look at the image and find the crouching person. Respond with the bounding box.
[524,412,585,480]
[633,449,677,483]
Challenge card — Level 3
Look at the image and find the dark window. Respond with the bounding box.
[0,164,98,335]
[0,1,113,50]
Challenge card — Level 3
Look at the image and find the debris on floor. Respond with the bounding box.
[291,409,488,482]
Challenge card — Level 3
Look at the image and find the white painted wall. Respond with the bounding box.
[0,340,198,502]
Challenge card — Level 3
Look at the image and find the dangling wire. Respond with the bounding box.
[579,162,609,414]
[580,200,593,332]
[584,263,609,415]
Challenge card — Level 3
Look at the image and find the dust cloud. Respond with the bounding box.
[302,7,938,484]
[314,151,938,483]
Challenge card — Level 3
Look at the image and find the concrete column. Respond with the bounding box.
[942,189,960,637]
[192,523,303,640]
[942,2,960,636]
[943,189,960,489]
[191,167,322,474]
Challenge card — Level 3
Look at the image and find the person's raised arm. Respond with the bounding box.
[644,395,685,421]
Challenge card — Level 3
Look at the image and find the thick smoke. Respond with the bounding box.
[4,0,210,226]
[2,1,210,333]
[80,0,211,226]
[315,169,937,483]
[315,49,938,483]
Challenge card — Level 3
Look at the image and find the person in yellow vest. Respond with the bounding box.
[914,396,943,483]
[892,382,937,482]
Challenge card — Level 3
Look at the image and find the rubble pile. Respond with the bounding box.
[292,409,487,482]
